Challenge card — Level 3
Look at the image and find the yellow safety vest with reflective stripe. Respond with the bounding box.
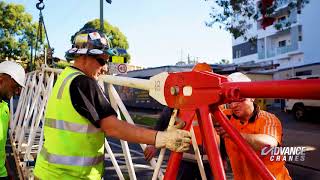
[34,67,105,179]
[0,101,9,177]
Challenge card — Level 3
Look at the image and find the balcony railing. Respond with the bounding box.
[267,50,276,58]
[263,44,299,59]
[277,45,295,54]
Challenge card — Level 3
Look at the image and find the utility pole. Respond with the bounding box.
[100,0,104,31]
[100,0,112,31]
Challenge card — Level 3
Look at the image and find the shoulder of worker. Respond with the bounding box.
[256,110,281,124]
[255,110,283,144]
[0,100,9,109]
[0,100,9,113]
[0,100,9,121]
[70,74,99,90]
[69,74,117,128]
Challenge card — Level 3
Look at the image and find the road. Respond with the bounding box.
[104,138,161,180]
[103,108,320,180]
[270,108,320,180]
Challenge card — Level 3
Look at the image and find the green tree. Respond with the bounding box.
[71,19,130,62]
[55,60,71,69]
[0,1,38,62]
[206,0,309,40]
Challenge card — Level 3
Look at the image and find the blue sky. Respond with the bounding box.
[6,0,232,67]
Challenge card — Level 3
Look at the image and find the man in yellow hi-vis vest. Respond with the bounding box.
[0,61,26,179]
[33,28,191,179]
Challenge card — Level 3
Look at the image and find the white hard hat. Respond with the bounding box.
[0,61,26,87]
[228,72,251,82]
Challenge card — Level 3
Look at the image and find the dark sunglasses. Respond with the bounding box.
[96,57,108,66]
[90,52,110,66]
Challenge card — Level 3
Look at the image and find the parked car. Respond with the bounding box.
[284,75,320,121]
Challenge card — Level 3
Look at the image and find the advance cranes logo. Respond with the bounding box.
[261,145,306,162]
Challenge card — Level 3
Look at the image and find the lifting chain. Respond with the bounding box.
[36,0,45,10]
[32,0,53,70]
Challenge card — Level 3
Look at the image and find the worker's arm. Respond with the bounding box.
[215,126,278,151]
[100,115,157,145]
[240,133,278,151]
[242,112,282,151]
[69,77,191,152]
[100,115,191,152]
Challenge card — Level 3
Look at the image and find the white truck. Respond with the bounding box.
[284,75,320,121]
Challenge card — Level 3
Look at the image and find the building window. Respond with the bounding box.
[278,40,286,47]
[296,70,312,76]
[236,50,242,58]
[299,35,302,41]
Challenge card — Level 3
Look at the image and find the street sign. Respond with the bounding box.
[108,63,127,74]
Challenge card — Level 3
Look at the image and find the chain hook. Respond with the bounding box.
[36,0,45,10]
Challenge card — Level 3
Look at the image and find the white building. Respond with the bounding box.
[232,0,320,75]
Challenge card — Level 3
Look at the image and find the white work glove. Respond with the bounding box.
[155,129,191,153]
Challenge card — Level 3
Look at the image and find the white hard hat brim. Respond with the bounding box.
[14,78,25,87]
